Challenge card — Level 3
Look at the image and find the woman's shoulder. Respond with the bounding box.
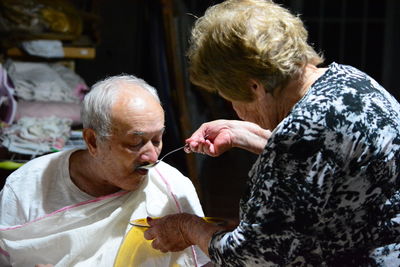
[267,61,400,167]
[313,62,388,97]
[292,63,399,127]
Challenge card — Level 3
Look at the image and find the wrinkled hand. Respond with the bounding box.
[186,120,271,156]
[144,213,204,253]
[185,120,235,157]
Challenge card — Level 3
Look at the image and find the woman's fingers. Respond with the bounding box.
[144,217,159,240]
[186,138,212,155]
[185,120,236,156]
[150,238,161,250]
[205,140,215,155]
[144,228,155,240]
[143,214,196,253]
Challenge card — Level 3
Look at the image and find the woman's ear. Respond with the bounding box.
[249,79,267,98]
[83,128,98,156]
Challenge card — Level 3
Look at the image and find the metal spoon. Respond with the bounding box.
[137,144,190,170]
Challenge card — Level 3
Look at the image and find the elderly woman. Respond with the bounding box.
[144,0,400,265]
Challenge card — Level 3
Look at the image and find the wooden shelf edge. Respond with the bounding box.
[6,46,96,59]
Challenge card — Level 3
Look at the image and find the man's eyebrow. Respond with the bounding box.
[130,127,166,136]
[131,131,145,136]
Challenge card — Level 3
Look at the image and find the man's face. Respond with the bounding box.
[94,86,165,191]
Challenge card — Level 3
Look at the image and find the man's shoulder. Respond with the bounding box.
[4,149,74,187]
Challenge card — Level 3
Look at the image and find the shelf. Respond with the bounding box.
[6,46,96,59]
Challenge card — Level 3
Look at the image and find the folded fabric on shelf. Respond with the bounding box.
[15,100,81,126]
[0,64,17,124]
[21,40,64,58]
[1,116,72,156]
[5,60,88,103]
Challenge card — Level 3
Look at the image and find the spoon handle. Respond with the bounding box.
[159,144,188,161]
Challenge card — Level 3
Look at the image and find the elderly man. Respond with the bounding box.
[0,75,209,266]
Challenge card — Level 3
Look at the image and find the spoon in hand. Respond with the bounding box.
[137,144,191,170]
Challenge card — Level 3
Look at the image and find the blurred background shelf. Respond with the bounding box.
[6,46,95,59]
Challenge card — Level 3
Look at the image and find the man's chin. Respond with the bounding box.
[122,173,147,191]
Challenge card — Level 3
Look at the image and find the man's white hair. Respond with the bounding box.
[81,74,160,141]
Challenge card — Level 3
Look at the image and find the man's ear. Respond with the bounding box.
[83,128,98,156]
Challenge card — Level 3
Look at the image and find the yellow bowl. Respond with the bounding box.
[114,216,226,267]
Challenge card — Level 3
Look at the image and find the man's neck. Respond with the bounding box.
[69,150,120,197]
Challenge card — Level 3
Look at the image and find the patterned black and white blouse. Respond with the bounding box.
[209,63,400,266]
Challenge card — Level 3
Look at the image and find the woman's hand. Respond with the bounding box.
[185,120,234,156]
[144,213,223,255]
[186,120,271,156]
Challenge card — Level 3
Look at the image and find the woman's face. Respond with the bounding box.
[222,84,278,130]
[231,99,270,128]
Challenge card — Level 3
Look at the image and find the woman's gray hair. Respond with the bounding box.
[81,74,160,141]
[188,0,324,101]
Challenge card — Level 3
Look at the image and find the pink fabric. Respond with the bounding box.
[155,167,183,213]
[155,167,199,267]
[0,66,17,124]
[73,83,89,101]
[15,100,81,126]
[0,247,9,257]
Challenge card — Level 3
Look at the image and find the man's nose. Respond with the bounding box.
[140,142,159,163]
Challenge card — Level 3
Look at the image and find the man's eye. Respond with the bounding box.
[128,142,142,150]
[152,140,161,146]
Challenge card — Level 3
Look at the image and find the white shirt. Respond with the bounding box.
[0,149,208,266]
